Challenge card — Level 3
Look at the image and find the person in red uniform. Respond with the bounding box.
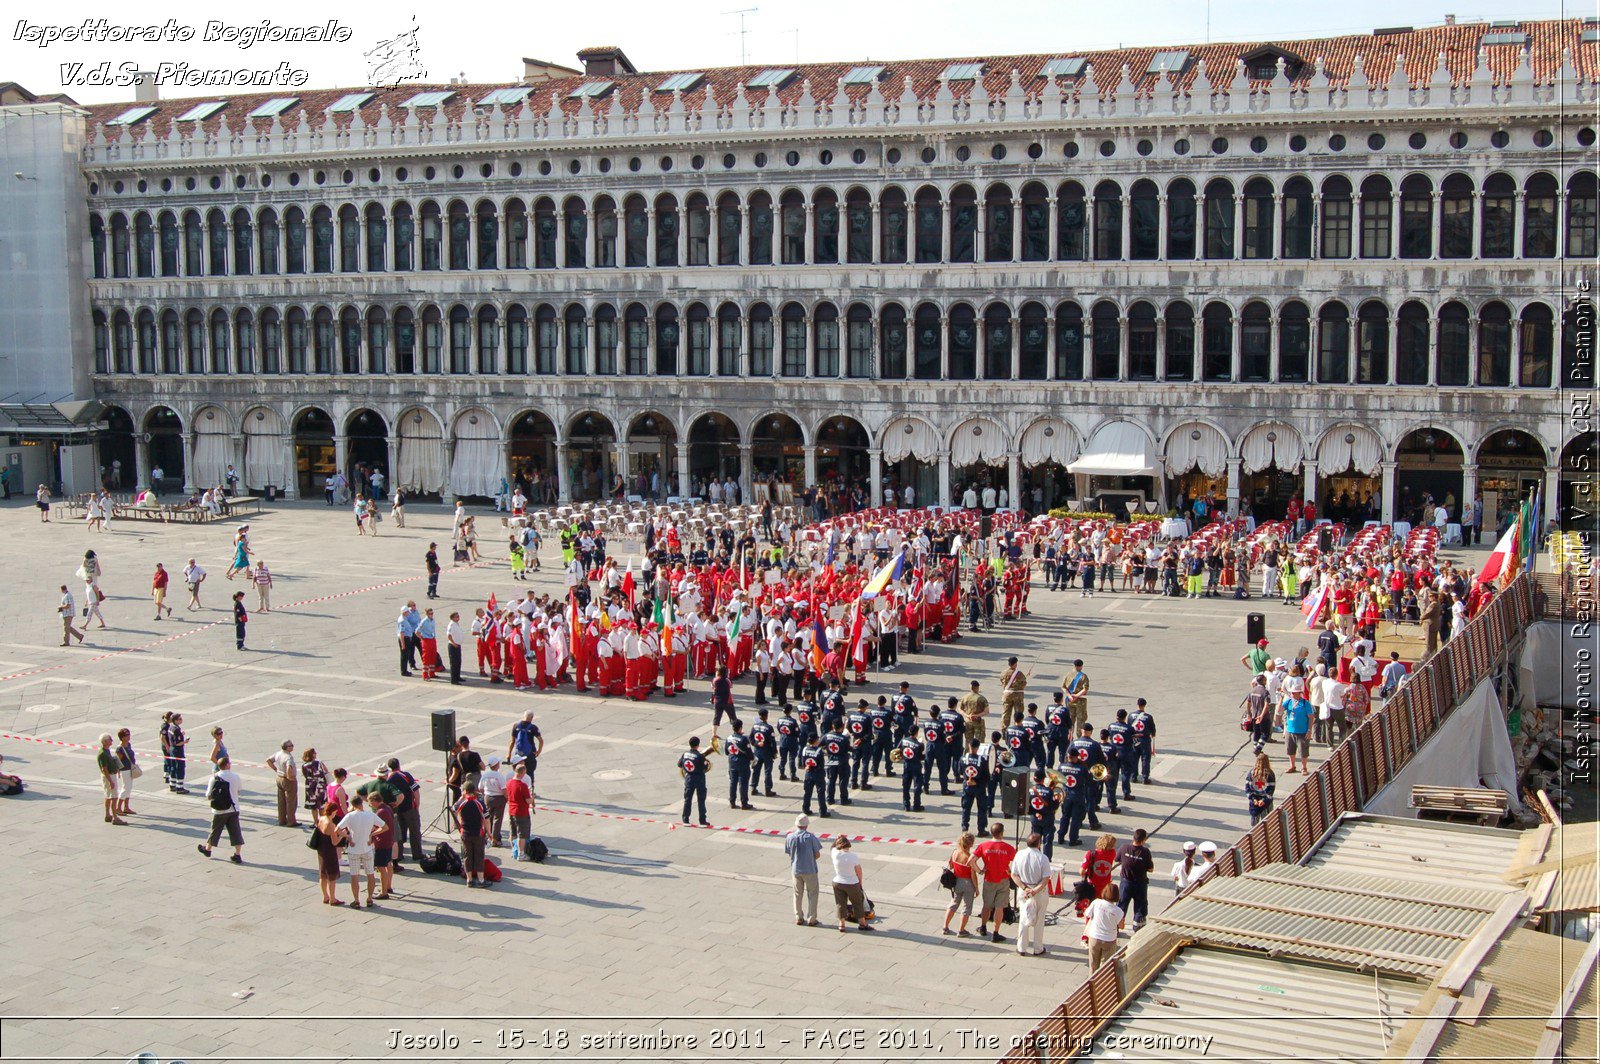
[1076,832,1119,916]
[506,621,532,691]
[530,622,552,690]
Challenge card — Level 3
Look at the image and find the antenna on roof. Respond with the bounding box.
[724,7,758,66]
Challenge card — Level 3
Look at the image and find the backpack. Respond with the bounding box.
[525,836,549,863]
[431,841,463,877]
[481,857,502,883]
[207,775,232,811]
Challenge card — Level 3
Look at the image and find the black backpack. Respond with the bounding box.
[207,776,232,811]
[432,841,463,877]
[526,837,549,863]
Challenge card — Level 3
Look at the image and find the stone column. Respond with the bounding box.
[1009,315,1021,380]
[1118,314,1130,381]
[181,432,196,494]
[1010,197,1022,261]
[1461,464,1479,522]
[1048,195,1060,260]
[738,443,754,502]
[937,450,952,509]
[1466,314,1480,386]
[1509,317,1523,388]
[1045,317,1057,380]
[1225,457,1242,518]
[1471,192,1482,260]
[556,442,572,504]
[1511,190,1524,259]
[1233,193,1244,260]
[938,200,950,262]
[1310,192,1322,259]
[870,202,882,265]
[1230,308,1243,381]
[1268,315,1280,382]
[939,315,950,380]
[1380,461,1396,524]
[385,438,397,488]
[645,208,657,266]
[803,445,817,488]
[281,435,298,500]
[803,204,815,265]
[1544,468,1560,525]
[1302,460,1319,509]
[333,432,348,482]
[1430,191,1443,259]
[1007,451,1022,510]
[676,445,692,500]
[677,202,688,267]
[1269,192,1281,258]
[737,205,749,265]
[868,447,883,507]
[975,203,987,262]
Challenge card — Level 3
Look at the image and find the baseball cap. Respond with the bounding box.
[488,755,502,767]
[1257,638,1270,647]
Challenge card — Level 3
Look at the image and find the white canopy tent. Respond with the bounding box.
[1067,421,1157,476]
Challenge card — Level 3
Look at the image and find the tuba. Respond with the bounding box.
[1090,763,1110,782]
[1045,769,1067,802]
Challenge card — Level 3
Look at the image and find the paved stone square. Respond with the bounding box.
[0,501,1473,1063]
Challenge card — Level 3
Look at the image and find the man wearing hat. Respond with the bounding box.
[1193,841,1218,879]
[1242,638,1272,675]
[480,755,508,847]
[1171,841,1201,893]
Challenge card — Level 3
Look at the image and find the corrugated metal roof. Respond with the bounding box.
[1086,947,1424,1060]
[1505,824,1600,914]
[1385,929,1596,1062]
[1152,863,1512,977]
[1300,814,1530,892]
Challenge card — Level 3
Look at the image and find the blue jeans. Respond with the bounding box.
[1118,877,1150,926]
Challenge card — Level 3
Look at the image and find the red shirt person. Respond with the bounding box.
[971,823,1018,941]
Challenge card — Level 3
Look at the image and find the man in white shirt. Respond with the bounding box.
[980,485,997,511]
[479,755,508,847]
[903,484,915,508]
[1379,652,1408,698]
[336,794,384,907]
[182,558,207,610]
[197,756,244,862]
[265,740,299,827]
[1010,833,1054,956]
[963,485,979,509]
[446,611,465,685]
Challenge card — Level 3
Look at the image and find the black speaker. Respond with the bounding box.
[1246,612,1266,646]
[431,709,457,753]
[997,766,1030,817]
[1317,526,1333,552]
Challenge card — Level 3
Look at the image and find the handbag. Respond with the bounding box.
[306,827,324,850]
[95,587,105,602]
[129,764,143,780]
[939,868,958,890]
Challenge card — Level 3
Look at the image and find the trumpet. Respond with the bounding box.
[1090,763,1110,782]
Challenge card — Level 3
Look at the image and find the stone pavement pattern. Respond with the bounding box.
[0,501,1454,1063]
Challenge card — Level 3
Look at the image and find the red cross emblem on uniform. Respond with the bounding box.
[1065,775,1077,787]
[1030,795,1045,811]
[965,766,978,782]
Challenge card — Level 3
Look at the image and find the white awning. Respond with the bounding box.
[1067,421,1156,477]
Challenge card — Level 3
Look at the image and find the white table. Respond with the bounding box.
[1160,517,1190,539]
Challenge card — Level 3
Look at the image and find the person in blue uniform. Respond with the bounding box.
[775,705,800,782]
[1096,728,1121,815]
[846,701,873,790]
[724,720,753,810]
[919,708,943,796]
[958,737,989,834]
[823,724,851,806]
[868,697,896,778]
[678,737,710,826]
[938,697,966,795]
[1108,708,1138,801]
[891,682,919,742]
[799,736,828,818]
[1129,698,1157,785]
[898,730,925,811]
[749,708,777,797]
[1044,691,1072,767]
[1066,723,1107,827]
[1054,760,1090,847]
[1027,768,1060,859]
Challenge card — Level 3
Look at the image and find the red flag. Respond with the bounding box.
[486,592,498,614]
[568,590,584,660]
[847,602,868,669]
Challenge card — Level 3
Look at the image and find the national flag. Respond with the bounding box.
[847,602,869,669]
[727,603,744,642]
[860,554,900,600]
[568,590,584,660]
[1522,489,1542,575]
[621,558,636,606]
[1300,584,1330,631]
[1476,521,1521,587]
[486,592,498,614]
[813,614,830,655]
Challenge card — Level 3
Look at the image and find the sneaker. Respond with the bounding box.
[942,928,955,936]
[958,929,973,938]
[196,844,211,857]
[229,854,242,864]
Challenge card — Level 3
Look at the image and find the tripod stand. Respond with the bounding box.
[424,751,458,838]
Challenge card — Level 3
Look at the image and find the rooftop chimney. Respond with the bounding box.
[133,71,158,102]
[522,57,583,84]
[1444,13,1456,25]
[576,46,637,77]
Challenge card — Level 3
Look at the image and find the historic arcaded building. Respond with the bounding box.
[22,18,1600,525]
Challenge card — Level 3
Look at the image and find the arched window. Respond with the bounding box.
[1568,172,1597,257]
[589,196,612,267]
[92,310,109,372]
[686,193,710,266]
[780,190,806,264]
[1440,174,1473,258]
[394,306,417,374]
[161,308,182,373]
[366,306,387,374]
[846,303,873,378]
[229,208,252,275]
[478,200,500,270]
[184,210,205,275]
[748,302,773,375]
[1481,174,1514,258]
[1055,302,1084,379]
[258,308,280,374]
[1164,301,1194,381]
[984,184,1014,262]
[392,202,415,271]
[210,308,230,373]
[654,194,679,268]
[504,199,529,269]
[313,306,335,373]
[1317,302,1350,383]
[134,213,154,276]
[984,302,1013,379]
[204,208,226,273]
[564,305,586,374]
[623,195,648,267]
[1359,175,1393,258]
[1563,300,1596,387]
[949,185,977,263]
[340,307,362,373]
[561,197,584,268]
[309,206,333,273]
[1399,175,1432,258]
[1203,179,1234,259]
[1242,178,1273,260]
[285,306,308,373]
[780,302,806,376]
[364,203,386,271]
[748,192,774,266]
[1521,303,1554,388]
[652,300,678,376]
[1020,183,1049,261]
[1128,301,1157,379]
[1356,300,1389,384]
[448,304,471,373]
[813,188,840,264]
[880,187,908,263]
[1281,177,1312,258]
[814,302,840,376]
[533,198,557,269]
[504,305,528,374]
[447,200,470,270]
[913,303,940,379]
[419,200,441,269]
[535,304,558,374]
[1437,302,1470,385]
[113,309,132,372]
[90,215,107,278]
[845,188,872,264]
[1090,300,1119,379]
[1093,181,1122,260]
[1166,178,1197,259]
[476,305,499,374]
[179,311,204,375]
[337,205,359,272]
[109,214,130,278]
[1396,301,1430,384]
[1477,302,1512,386]
[879,303,907,378]
[1523,173,1558,258]
[716,193,741,265]
[717,302,741,375]
[234,309,254,374]
[1279,301,1310,382]
[686,303,711,375]
[255,209,279,275]
[1019,302,1048,380]
[1201,302,1232,381]
[948,304,977,379]
[594,304,619,375]
[1240,301,1271,381]
[1320,176,1352,258]
[1129,180,1159,260]
[136,308,156,373]
[1057,182,1087,261]
[158,211,179,275]
[915,187,942,263]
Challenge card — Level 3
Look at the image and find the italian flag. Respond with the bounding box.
[1476,520,1521,588]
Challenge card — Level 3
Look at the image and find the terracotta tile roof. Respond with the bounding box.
[84,18,1599,144]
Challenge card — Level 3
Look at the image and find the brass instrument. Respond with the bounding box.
[999,748,1017,768]
[708,735,723,755]
[889,747,904,765]
[1045,769,1067,802]
[679,739,720,778]
[1090,763,1110,782]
